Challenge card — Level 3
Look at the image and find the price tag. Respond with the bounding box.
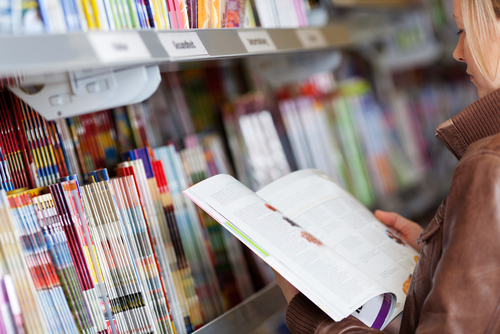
[238,30,277,53]
[158,32,209,59]
[87,32,152,63]
[296,29,327,49]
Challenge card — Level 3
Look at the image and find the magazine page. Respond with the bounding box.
[257,169,420,322]
[184,174,393,326]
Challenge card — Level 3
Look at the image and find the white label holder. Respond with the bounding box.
[238,30,277,53]
[296,29,328,49]
[158,32,209,59]
[87,32,152,63]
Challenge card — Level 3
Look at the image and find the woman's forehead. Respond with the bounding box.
[452,0,463,25]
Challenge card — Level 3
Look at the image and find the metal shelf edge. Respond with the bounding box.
[0,26,354,80]
[193,283,287,334]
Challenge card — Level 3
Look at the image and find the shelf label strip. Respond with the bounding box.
[87,32,152,63]
[238,30,277,53]
[158,32,209,59]
[296,29,328,49]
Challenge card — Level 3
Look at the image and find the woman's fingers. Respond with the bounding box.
[374,210,424,252]
[375,210,414,233]
[375,210,405,230]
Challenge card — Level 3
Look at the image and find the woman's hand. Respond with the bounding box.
[374,210,424,252]
[273,269,299,304]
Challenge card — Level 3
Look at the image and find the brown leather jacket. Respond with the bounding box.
[286,89,500,334]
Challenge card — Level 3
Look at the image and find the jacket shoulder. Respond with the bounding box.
[459,132,500,162]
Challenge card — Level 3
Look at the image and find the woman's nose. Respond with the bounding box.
[453,37,466,63]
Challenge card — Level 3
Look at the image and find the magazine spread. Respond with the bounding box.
[184,169,419,330]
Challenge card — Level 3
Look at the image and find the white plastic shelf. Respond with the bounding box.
[0,26,351,80]
[374,43,443,72]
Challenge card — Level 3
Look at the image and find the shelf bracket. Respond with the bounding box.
[9,65,161,120]
[245,51,342,88]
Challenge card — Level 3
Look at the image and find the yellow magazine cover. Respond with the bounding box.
[158,0,170,29]
[210,0,220,28]
[151,0,167,29]
[243,0,255,27]
[82,0,97,28]
[198,0,210,28]
[90,0,110,29]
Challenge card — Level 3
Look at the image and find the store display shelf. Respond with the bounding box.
[0,25,352,80]
[373,171,452,220]
[193,283,287,334]
[374,42,443,72]
[331,0,419,8]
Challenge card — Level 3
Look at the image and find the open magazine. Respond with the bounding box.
[184,169,419,330]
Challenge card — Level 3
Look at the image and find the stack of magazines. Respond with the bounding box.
[0,0,311,34]
[0,134,258,333]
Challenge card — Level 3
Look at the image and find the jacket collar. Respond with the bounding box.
[435,88,500,160]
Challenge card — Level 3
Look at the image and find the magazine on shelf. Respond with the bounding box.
[184,169,419,330]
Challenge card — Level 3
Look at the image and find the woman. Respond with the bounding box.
[275,0,500,332]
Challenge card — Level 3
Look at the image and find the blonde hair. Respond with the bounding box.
[461,0,500,82]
